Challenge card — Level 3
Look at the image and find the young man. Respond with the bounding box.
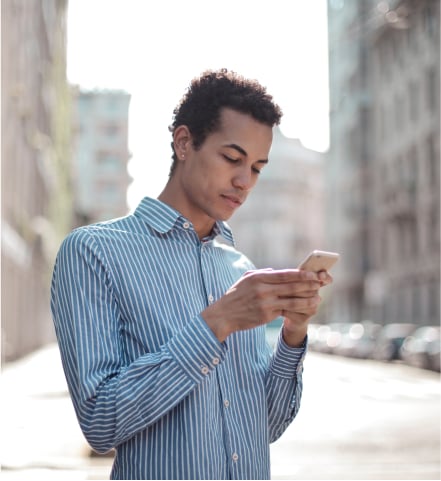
[51,69,332,480]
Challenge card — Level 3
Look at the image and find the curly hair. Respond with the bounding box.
[168,68,283,176]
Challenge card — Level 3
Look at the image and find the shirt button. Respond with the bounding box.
[183,222,190,229]
[224,399,230,408]
[212,357,220,365]
[201,366,209,375]
[208,294,214,303]
[232,453,239,462]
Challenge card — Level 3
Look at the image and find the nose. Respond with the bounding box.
[232,168,254,191]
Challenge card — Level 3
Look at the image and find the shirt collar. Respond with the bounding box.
[134,197,235,245]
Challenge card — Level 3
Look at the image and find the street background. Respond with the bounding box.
[1,337,440,480]
[2,1,440,480]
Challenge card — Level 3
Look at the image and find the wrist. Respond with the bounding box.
[282,323,307,348]
[201,304,232,343]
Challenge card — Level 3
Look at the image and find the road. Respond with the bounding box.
[270,351,440,480]
[1,344,440,480]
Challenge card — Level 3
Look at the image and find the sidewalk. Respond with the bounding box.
[1,343,113,480]
[2,342,439,480]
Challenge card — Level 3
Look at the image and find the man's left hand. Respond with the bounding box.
[282,270,333,347]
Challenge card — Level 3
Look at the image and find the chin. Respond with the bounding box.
[218,210,236,222]
[206,200,239,222]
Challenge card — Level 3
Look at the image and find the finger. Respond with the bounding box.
[282,311,311,324]
[242,268,274,279]
[282,289,321,299]
[254,269,319,284]
[282,310,316,326]
[279,294,321,312]
[318,271,333,285]
[277,284,321,298]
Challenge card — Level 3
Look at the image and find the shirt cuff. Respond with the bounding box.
[269,330,308,379]
[167,314,227,384]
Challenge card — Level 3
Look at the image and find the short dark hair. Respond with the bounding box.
[168,68,283,176]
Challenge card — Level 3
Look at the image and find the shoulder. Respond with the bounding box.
[58,215,135,257]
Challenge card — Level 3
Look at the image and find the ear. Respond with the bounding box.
[173,125,192,162]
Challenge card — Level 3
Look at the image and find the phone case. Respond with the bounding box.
[298,250,340,272]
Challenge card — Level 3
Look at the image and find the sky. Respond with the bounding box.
[67,0,329,210]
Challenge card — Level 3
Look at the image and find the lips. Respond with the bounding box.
[221,194,243,208]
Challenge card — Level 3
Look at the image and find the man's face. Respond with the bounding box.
[176,108,273,226]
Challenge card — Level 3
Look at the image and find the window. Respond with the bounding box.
[408,80,419,123]
[424,4,437,37]
[96,151,120,171]
[395,93,404,132]
[104,124,119,137]
[427,68,438,113]
[427,135,439,186]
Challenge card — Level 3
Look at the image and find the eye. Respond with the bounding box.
[252,166,262,175]
[223,154,240,164]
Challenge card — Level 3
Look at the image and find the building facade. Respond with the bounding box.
[327,0,440,325]
[1,0,72,361]
[71,89,132,225]
[228,127,325,270]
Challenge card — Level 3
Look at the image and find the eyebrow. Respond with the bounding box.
[223,143,269,164]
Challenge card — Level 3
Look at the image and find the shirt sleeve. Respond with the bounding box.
[265,329,307,442]
[50,229,227,453]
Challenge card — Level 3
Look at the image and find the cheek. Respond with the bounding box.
[194,158,222,185]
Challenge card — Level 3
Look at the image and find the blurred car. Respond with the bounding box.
[266,322,323,350]
[309,324,332,353]
[373,323,416,362]
[311,322,352,354]
[400,326,440,371]
[334,321,382,359]
[428,335,441,372]
[326,322,353,354]
[265,316,284,348]
[265,326,279,348]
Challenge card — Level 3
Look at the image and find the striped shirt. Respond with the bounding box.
[50,197,306,480]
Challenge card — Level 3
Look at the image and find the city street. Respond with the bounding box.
[1,343,440,480]
[270,351,440,480]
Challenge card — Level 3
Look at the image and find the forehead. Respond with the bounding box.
[209,108,273,156]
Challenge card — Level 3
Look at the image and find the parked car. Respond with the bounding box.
[428,334,441,372]
[306,323,323,351]
[312,322,352,354]
[373,323,416,362]
[266,322,325,350]
[334,321,382,359]
[309,324,332,353]
[400,326,440,371]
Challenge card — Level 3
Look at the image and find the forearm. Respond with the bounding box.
[63,314,226,453]
[265,331,306,442]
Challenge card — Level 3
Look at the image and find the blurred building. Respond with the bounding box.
[71,88,132,225]
[1,0,72,361]
[229,126,325,270]
[327,0,440,325]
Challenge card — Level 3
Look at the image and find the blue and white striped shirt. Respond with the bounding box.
[51,197,306,480]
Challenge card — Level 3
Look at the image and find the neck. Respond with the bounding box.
[158,178,215,240]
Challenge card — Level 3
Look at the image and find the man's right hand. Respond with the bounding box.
[201,269,322,343]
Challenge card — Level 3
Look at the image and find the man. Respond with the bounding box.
[51,69,332,480]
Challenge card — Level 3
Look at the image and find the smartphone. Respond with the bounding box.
[298,250,340,272]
